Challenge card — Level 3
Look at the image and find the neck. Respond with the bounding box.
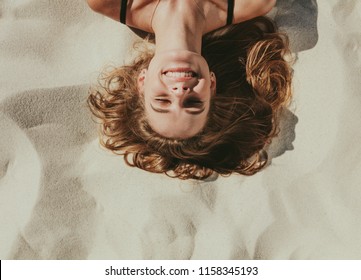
[151,0,206,54]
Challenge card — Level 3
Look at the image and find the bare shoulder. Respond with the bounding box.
[233,0,276,23]
[86,0,121,21]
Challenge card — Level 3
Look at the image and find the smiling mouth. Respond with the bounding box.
[162,68,198,78]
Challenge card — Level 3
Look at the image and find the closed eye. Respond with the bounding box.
[150,103,205,115]
[183,98,204,108]
[155,98,171,104]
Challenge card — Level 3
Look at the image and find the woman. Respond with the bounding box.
[87,0,293,180]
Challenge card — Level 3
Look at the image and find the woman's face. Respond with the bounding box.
[138,50,216,139]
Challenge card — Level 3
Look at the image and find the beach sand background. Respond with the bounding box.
[1,0,360,259]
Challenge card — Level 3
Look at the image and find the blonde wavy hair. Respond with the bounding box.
[88,17,293,180]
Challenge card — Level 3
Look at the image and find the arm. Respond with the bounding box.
[87,0,121,21]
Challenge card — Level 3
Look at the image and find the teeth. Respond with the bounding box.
[165,71,196,77]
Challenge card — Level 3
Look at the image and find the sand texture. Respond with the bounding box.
[1,0,361,259]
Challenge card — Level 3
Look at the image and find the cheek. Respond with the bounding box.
[144,77,163,98]
[196,83,212,99]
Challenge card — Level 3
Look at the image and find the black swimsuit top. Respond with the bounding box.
[120,0,235,38]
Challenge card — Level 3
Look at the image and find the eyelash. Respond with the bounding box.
[187,99,202,104]
[155,99,171,104]
[155,99,203,105]
[184,99,203,106]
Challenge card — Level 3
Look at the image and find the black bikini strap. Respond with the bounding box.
[226,0,234,25]
[120,0,127,24]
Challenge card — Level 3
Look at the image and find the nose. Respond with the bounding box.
[170,85,191,96]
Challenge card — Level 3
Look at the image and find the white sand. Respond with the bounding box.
[0,0,360,259]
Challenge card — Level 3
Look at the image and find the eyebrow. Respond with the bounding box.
[150,104,206,115]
